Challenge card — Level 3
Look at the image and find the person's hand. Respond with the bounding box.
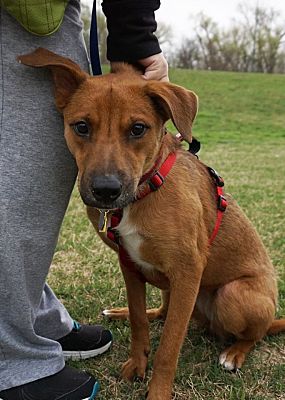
[138,53,169,81]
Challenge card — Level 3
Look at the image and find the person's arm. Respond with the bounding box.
[102,0,168,81]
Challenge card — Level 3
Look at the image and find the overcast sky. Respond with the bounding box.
[84,0,285,44]
[156,0,285,41]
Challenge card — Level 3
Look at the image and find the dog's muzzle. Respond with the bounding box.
[80,172,135,209]
[91,175,122,203]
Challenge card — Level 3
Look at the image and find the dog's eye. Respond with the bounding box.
[130,123,147,138]
[72,121,90,137]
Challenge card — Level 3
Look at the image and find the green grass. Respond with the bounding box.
[170,69,285,144]
[49,69,285,399]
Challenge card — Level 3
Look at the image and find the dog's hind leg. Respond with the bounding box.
[102,306,130,320]
[219,339,256,370]
[103,290,170,321]
[267,319,285,335]
[211,278,276,371]
[146,290,170,321]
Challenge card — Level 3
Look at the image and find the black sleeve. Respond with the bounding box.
[101,0,162,62]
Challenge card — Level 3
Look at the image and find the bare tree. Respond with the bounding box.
[175,39,201,69]
[194,14,222,70]
[156,21,173,47]
[95,4,108,64]
[81,3,91,52]
[237,3,285,73]
[173,3,285,73]
[81,1,108,63]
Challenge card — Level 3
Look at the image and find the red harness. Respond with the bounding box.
[105,152,228,251]
[207,167,228,245]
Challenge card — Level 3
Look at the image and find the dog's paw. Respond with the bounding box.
[121,356,148,381]
[146,387,171,400]
[219,347,245,371]
[146,393,167,400]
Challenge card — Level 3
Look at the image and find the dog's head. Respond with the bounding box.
[18,48,198,209]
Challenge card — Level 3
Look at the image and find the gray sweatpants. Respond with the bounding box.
[0,0,90,390]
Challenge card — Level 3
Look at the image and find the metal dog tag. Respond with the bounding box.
[98,209,109,233]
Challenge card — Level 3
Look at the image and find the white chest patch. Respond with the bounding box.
[116,207,155,273]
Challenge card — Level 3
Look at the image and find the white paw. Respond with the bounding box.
[219,351,235,371]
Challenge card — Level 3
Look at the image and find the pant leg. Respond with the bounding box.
[0,0,90,390]
[34,285,74,341]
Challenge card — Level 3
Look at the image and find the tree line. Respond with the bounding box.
[82,2,285,74]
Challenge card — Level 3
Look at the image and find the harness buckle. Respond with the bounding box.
[106,210,122,245]
[218,195,227,212]
[208,167,224,187]
[148,171,165,191]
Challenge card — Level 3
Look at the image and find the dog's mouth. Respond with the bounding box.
[80,191,135,210]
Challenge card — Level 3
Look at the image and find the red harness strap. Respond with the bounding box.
[106,155,228,247]
[207,167,228,245]
[136,152,177,200]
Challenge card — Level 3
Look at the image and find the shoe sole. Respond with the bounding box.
[0,376,100,400]
[84,380,100,400]
[62,340,112,360]
[0,381,100,400]
[0,396,99,399]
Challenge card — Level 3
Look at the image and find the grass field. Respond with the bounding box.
[49,68,285,399]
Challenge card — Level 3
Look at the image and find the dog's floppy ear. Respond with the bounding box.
[18,47,89,112]
[145,81,198,142]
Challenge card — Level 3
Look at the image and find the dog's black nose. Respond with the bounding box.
[91,175,122,202]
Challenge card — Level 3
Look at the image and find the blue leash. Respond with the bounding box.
[90,0,102,76]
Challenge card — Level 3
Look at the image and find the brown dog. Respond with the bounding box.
[19,48,285,400]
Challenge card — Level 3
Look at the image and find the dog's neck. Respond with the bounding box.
[141,132,180,181]
[135,132,181,201]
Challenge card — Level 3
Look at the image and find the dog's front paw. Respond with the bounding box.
[121,355,148,381]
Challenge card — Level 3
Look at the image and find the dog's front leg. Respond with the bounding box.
[147,268,203,400]
[119,259,150,381]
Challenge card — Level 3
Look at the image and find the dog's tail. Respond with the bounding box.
[267,319,285,335]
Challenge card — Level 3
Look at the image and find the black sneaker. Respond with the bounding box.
[0,365,99,400]
[58,321,113,360]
